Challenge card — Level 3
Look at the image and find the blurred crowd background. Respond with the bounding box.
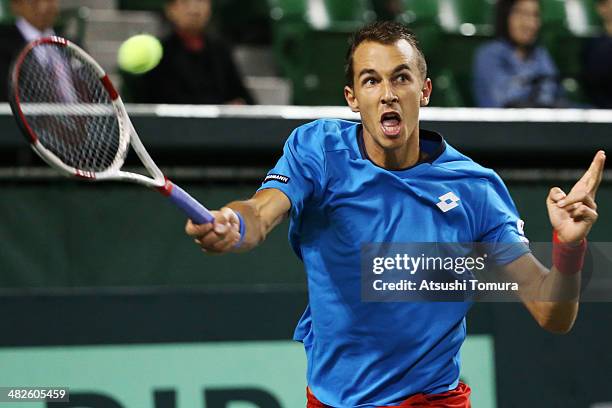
[0,0,611,108]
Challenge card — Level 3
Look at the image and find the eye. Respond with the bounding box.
[395,73,410,83]
[363,77,378,86]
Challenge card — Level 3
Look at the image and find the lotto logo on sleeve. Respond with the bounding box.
[264,174,290,184]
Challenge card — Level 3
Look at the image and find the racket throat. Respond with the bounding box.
[155,178,174,196]
[126,120,166,187]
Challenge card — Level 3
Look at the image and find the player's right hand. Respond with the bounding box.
[185,207,241,254]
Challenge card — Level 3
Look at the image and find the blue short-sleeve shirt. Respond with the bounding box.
[258,119,528,407]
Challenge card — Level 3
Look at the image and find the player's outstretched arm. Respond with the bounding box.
[185,189,291,254]
[503,151,605,334]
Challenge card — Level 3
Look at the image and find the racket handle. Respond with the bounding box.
[166,182,214,224]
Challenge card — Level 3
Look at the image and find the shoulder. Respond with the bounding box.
[159,32,181,50]
[154,34,179,65]
[434,141,505,188]
[530,46,558,72]
[0,24,20,37]
[290,119,359,152]
[205,31,228,46]
[532,44,553,60]
[476,39,511,58]
[584,35,612,54]
[0,25,24,52]
[204,31,235,55]
[434,145,516,216]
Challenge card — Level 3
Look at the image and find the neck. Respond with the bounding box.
[515,47,528,60]
[176,28,204,38]
[362,127,421,170]
[606,21,612,36]
[176,29,205,51]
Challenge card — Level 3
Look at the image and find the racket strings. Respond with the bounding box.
[16,43,122,173]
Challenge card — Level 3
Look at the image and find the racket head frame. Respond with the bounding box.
[9,36,165,188]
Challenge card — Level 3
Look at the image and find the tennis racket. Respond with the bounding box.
[8,36,214,224]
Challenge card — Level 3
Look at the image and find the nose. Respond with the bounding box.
[380,81,398,105]
[524,11,540,28]
[529,18,541,32]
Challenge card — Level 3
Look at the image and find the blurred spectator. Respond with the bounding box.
[472,0,565,108]
[582,0,612,108]
[0,0,59,101]
[129,0,254,104]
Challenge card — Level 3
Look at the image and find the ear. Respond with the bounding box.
[344,85,360,113]
[419,78,433,107]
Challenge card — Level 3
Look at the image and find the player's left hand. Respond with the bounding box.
[547,151,606,244]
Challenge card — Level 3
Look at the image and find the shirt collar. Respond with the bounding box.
[175,30,205,52]
[16,17,55,43]
[356,126,446,172]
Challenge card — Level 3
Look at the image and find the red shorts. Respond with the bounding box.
[307,382,471,408]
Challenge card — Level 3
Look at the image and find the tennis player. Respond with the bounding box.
[186,22,604,407]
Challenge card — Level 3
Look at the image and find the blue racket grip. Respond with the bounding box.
[167,182,214,224]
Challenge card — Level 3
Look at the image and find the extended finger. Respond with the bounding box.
[580,150,606,196]
[590,150,606,196]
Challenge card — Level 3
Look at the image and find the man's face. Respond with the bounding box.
[166,0,211,34]
[508,0,541,47]
[344,39,431,152]
[12,0,59,31]
[597,0,612,24]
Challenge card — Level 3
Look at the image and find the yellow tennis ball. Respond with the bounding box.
[117,34,163,75]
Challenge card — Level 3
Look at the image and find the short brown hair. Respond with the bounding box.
[344,21,428,88]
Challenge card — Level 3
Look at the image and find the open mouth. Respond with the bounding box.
[380,112,402,137]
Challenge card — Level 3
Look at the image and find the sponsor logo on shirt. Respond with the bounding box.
[436,192,460,213]
[517,219,525,235]
[517,219,530,243]
[264,174,290,184]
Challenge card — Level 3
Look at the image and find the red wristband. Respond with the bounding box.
[552,230,587,275]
